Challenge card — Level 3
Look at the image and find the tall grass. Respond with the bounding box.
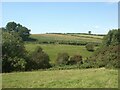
[2,68,118,88]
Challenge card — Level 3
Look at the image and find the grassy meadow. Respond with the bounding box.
[2,68,118,88]
[25,43,94,64]
[26,33,102,64]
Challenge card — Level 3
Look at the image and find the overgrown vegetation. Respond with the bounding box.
[89,29,120,68]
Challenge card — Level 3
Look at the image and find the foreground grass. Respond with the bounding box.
[25,44,94,64]
[2,68,118,88]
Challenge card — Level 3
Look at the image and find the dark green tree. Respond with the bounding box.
[30,46,51,69]
[5,21,31,41]
[6,22,17,32]
[17,26,30,41]
[103,29,120,46]
[88,31,91,34]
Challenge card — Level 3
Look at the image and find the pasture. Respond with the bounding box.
[2,68,118,88]
[25,43,94,64]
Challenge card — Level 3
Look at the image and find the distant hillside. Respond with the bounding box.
[46,33,106,36]
[30,33,103,46]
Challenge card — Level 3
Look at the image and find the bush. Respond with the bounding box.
[30,46,51,69]
[68,55,83,65]
[10,57,27,71]
[2,32,27,72]
[56,53,69,65]
[86,43,94,51]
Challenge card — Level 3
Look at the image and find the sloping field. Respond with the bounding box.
[2,68,118,88]
[30,33,103,43]
[25,44,94,64]
[68,34,104,39]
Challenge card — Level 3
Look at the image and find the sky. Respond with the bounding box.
[1,2,118,34]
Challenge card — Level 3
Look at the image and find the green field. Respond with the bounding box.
[25,43,94,64]
[30,34,103,43]
[2,68,118,88]
[3,33,117,88]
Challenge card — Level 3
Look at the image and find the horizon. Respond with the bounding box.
[31,32,107,35]
[2,2,118,34]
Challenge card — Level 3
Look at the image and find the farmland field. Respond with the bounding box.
[68,34,104,39]
[2,68,118,88]
[30,34,103,43]
[25,43,94,64]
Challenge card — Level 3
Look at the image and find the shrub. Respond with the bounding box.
[10,57,27,71]
[56,53,69,65]
[68,55,83,65]
[86,43,94,51]
[30,46,51,69]
[2,32,27,72]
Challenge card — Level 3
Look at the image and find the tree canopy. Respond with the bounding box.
[102,29,120,46]
[3,21,31,41]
